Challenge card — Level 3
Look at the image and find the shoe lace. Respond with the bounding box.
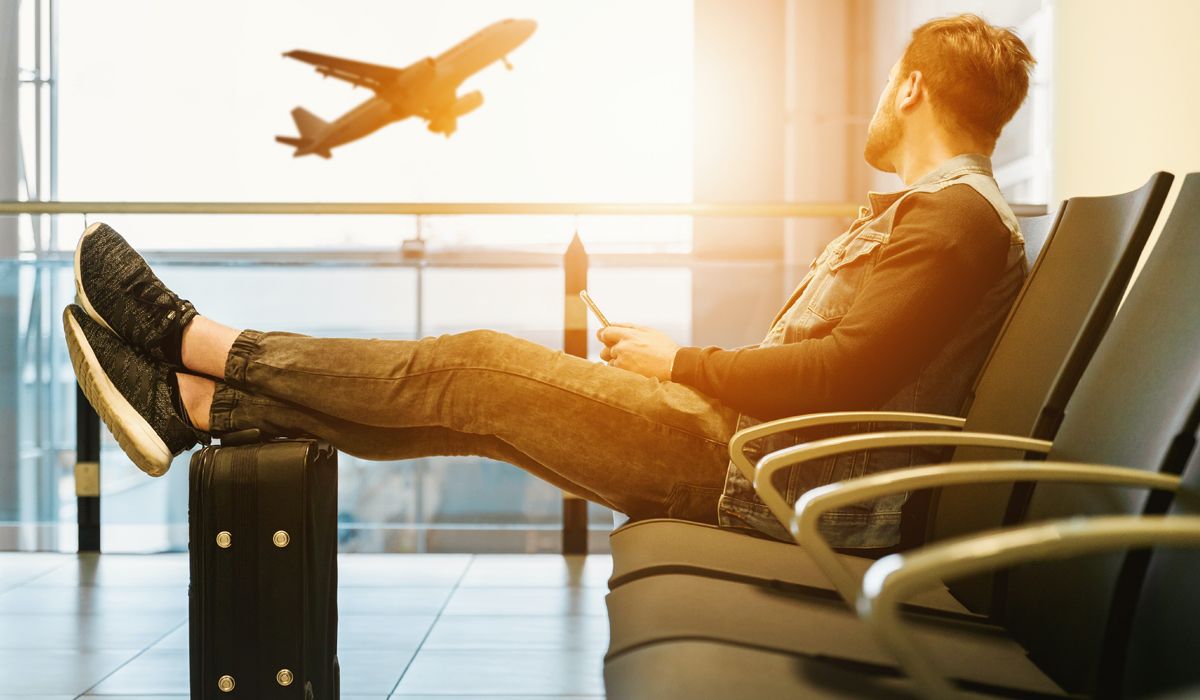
[123,275,190,339]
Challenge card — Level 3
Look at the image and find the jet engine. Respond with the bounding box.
[428,116,458,136]
[427,91,485,136]
[450,90,484,117]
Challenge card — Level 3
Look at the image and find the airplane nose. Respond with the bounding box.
[516,19,537,40]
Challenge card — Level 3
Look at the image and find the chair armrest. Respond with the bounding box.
[791,460,1180,606]
[727,411,966,481]
[751,430,1052,530]
[858,515,1200,699]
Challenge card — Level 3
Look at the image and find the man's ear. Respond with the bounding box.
[896,70,924,114]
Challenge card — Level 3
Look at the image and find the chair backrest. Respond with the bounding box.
[999,173,1200,693]
[1121,406,1200,697]
[896,211,1058,548]
[1018,211,1057,270]
[929,173,1173,559]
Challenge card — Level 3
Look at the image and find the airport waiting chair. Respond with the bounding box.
[855,375,1200,699]
[856,436,1200,700]
[1117,423,1200,697]
[607,173,1173,616]
[616,464,1200,699]
[1016,209,1055,270]
[602,173,1200,698]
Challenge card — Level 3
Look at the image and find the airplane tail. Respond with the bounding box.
[275,107,332,158]
[290,106,328,139]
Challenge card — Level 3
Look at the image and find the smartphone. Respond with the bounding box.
[579,290,610,327]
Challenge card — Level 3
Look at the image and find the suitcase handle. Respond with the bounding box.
[218,428,265,446]
[217,429,333,455]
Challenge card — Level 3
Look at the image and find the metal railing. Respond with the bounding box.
[0,200,864,217]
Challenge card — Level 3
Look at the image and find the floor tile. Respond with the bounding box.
[339,586,454,615]
[0,584,188,615]
[0,649,140,696]
[459,554,612,588]
[35,553,189,587]
[393,649,605,696]
[338,554,472,587]
[150,623,188,650]
[0,553,71,591]
[423,614,609,650]
[83,692,385,699]
[442,586,608,616]
[340,615,438,649]
[1,552,614,699]
[87,649,188,695]
[89,649,407,697]
[392,697,603,700]
[0,613,182,650]
[338,648,418,695]
[148,616,437,652]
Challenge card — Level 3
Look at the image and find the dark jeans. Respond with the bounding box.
[208,329,740,523]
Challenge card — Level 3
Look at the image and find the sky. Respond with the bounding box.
[51,0,694,250]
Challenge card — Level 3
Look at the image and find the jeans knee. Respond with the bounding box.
[455,328,506,345]
[444,328,543,365]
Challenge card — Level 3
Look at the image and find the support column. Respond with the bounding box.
[0,0,21,528]
[691,0,787,348]
[783,0,857,290]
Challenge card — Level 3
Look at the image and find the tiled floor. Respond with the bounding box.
[0,552,610,699]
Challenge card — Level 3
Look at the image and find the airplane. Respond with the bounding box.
[276,18,537,158]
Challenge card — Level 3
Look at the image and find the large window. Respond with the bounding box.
[4,0,695,552]
[53,0,693,252]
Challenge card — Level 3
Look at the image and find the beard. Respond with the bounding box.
[864,97,902,173]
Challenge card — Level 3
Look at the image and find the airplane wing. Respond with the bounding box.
[283,50,404,91]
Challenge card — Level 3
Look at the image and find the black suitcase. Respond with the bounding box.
[189,429,340,699]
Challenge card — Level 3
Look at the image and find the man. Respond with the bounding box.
[64,14,1034,548]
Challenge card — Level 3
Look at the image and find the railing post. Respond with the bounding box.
[75,385,101,552]
[0,0,20,541]
[561,232,589,555]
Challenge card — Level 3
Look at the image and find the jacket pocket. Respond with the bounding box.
[828,234,884,271]
[805,235,884,321]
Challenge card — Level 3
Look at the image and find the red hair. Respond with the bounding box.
[900,14,1036,149]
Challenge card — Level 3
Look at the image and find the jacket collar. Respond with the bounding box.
[865,153,994,216]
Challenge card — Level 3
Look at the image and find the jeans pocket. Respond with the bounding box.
[665,482,724,525]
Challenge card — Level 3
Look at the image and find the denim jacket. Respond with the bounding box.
[717,154,1027,548]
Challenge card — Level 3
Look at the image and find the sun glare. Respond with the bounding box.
[56,0,694,250]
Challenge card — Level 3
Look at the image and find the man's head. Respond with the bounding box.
[864,14,1036,174]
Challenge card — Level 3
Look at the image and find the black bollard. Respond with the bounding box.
[76,385,102,552]
[561,232,589,555]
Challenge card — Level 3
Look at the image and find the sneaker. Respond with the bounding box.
[63,304,206,477]
[74,222,198,368]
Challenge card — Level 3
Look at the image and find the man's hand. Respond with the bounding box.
[597,323,680,381]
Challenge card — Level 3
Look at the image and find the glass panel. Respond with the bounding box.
[0,251,715,553]
[56,0,694,240]
[2,1,710,552]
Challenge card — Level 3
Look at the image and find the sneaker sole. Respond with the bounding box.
[63,308,173,477]
[74,221,120,337]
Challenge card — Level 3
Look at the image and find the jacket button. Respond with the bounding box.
[217,675,236,692]
[272,530,290,548]
[276,668,294,686]
[215,531,232,549]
